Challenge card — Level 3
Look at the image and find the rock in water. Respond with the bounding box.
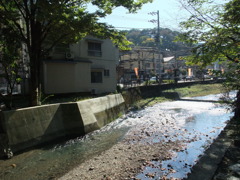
[4,148,13,159]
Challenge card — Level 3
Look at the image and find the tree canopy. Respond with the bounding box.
[177,0,239,65]
[0,23,22,109]
[176,0,240,116]
[0,0,152,106]
[123,28,191,56]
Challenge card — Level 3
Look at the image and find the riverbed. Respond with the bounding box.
[0,92,235,180]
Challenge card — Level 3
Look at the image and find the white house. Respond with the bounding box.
[43,36,119,95]
[163,56,175,72]
[119,47,163,80]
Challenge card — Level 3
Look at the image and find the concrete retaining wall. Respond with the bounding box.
[0,94,125,153]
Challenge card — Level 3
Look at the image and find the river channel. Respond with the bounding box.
[0,92,236,180]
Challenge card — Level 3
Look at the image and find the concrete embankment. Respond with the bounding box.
[0,94,125,154]
[0,80,220,156]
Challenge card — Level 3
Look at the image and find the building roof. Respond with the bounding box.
[163,56,175,62]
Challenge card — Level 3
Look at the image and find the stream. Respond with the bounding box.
[0,92,236,180]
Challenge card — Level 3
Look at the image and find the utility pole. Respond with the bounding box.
[149,10,161,79]
[156,10,160,49]
[148,10,160,49]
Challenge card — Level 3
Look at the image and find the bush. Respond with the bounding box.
[162,80,174,84]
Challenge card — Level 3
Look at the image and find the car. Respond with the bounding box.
[150,77,156,81]
[204,74,211,79]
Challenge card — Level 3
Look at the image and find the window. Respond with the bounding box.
[88,42,102,57]
[104,69,110,77]
[91,71,102,83]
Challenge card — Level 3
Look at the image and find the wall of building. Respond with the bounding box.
[90,61,117,94]
[80,36,118,94]
[79,36,119,60]
[0,94,125,153]
[43,61,92,94]
[44,36,119,95]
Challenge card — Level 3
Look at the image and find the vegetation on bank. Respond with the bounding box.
[42,83,224,109]
[132,83,225,110]
[164,83,224,98]
[1,83,227,111]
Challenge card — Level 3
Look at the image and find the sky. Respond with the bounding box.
[89,0,187,31]
[88,0,229,31]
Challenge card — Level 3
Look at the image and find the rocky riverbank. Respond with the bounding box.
[59,98,234,180]
[0,88,236,180]
[60,117,240,180]
[59,120,190,180]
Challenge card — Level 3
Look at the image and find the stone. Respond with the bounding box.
[227,176,240,180]
[229,164,240,176]
[11,164,16,168]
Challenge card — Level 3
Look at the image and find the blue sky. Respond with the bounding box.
[88,0,229,31]
[90,0,186,31]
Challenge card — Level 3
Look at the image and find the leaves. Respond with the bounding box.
[125,28,191,53]
[177,0,240,65]
[0,0,152,105]
[1,0,153,54]
[176,0,240,115]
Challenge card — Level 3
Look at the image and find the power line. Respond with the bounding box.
[110,26,154,29]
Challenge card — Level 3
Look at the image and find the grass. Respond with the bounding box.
[132,83,225,110]
[164,83,224,98]
[42,95,93,105]
[43,83,224,110]
[7,93,94,109]
[131,96,169,110]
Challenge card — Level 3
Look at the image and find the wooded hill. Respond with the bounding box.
[122,28,191,57]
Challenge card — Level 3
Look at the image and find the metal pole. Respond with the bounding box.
[157,10,160,46]
[156,11,162,82]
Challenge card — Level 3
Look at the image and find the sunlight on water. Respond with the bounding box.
[135,93,235,179]
[0,92,235,180]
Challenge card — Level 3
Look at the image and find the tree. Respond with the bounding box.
[176,0,240,117]
[125,28,191,56]
[0,24,23,109]
[0,0,152,106]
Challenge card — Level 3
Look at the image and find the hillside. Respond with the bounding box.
[122,28,192,57]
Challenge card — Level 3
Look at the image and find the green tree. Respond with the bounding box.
[0,0,152,106]
[176,0,240,117]
[0,25,23,109]
[125,28,191,55]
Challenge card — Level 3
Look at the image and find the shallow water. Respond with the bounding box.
[135,93,234,179]
[0,92,235,180]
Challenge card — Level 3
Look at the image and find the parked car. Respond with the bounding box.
[204,74,211,79]
[150,77,157,81]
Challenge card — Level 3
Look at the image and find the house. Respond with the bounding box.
[163,56,176,72]
[43,36,119,95]
[162,56,177,78]
[205,61,226,75]
[163,56,192,79]
[118,47,163,81]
